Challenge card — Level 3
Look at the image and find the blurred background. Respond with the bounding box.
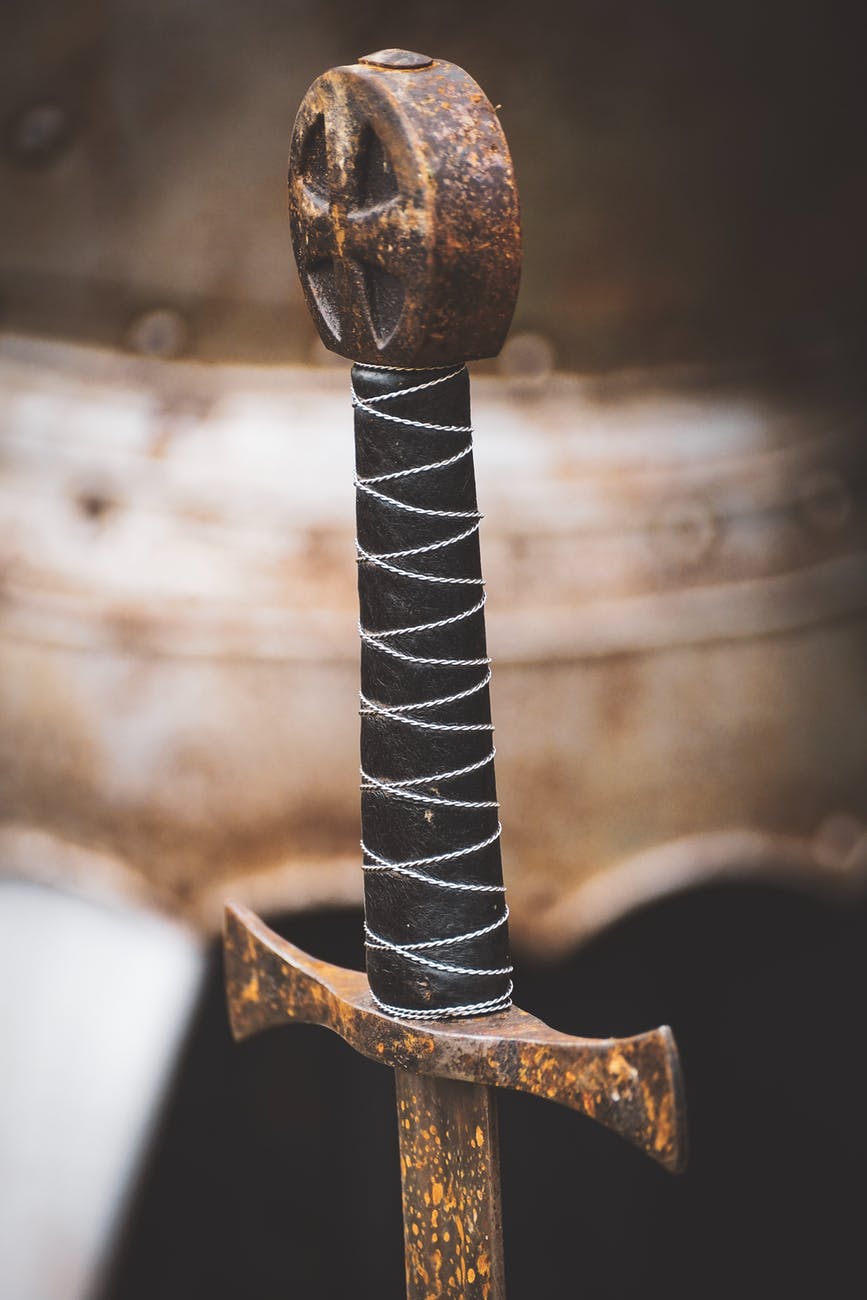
[1,2,866,1298]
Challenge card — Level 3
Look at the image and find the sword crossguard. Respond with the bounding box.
[225,902,687,1174]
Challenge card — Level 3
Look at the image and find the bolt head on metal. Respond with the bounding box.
[359,49,433,70]
[288,53,522,367]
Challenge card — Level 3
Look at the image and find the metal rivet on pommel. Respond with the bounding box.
[359,49,434,70]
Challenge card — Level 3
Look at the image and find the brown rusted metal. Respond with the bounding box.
[224,902,686,1174]
[288,52,521,367]
[396,1071,505,1300]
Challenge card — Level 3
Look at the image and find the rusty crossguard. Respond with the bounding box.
[225,48,686,1300]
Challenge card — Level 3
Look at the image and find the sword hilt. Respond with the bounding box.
[354,362,509,1018]
[288,51,522,1018]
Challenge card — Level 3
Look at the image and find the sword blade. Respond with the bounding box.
[396,1070,504,1300]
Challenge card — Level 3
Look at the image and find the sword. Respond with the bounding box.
[225,48,687,1299]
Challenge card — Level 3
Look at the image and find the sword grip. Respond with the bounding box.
[353,363,512,1019]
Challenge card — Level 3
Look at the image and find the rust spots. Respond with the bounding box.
[288,55,521,367]
[223,911,685,1295]
[608,1047,638,1086]
[224,902,687,1174]
[396,1071,505,1299]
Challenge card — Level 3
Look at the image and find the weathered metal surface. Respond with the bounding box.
[288,53,521,366]
[396,1071,505,1300]
[224,902,686,1173]
[2,339,866,949]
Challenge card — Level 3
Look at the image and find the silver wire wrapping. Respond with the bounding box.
[353,364,513,1019]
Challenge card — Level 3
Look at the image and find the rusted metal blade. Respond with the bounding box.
[396,1071,505,1300]
[224,902,686,1173]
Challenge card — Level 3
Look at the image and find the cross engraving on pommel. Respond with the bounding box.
[290,87,431,357]
[288,53,521,369]
[225,903,687,1300]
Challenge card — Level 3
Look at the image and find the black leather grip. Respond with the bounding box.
[353,363,512,1019]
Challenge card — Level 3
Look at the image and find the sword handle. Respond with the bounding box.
[354,363,511,1018]
[288,51,523,1017]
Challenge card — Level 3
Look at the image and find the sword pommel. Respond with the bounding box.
[225,902,687,1174]
[288,51,522,367]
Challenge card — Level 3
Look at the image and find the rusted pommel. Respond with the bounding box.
[225,902,687,1173]
[288,50,522,367]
